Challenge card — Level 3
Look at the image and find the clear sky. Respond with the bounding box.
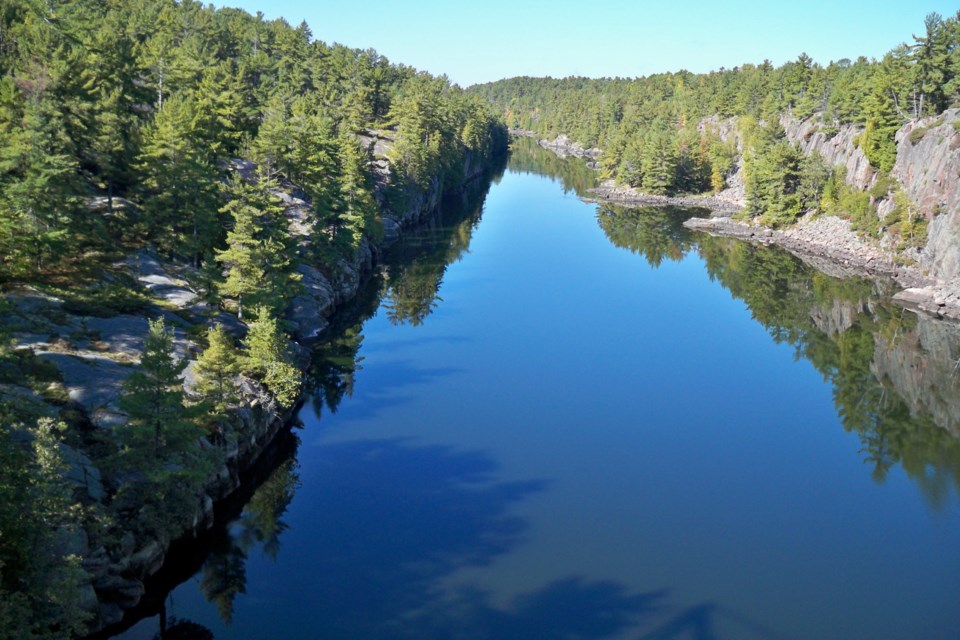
[216,1,959,87]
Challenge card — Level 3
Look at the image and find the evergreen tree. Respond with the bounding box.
[640,122,677,195]
[117,318,196,460]
[216,172,300,319]
[242,306,301,408]
[136,94,220,265]
[910,12,953,117]
[194,324,240,416]
[745,123,804,226]
[114,317,214,536]
[336,131,380,248]
[250,94,292,179]
[0,80,79,277]
[862,53,908,172]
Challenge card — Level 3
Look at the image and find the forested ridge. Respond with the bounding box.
[470,11,960,235]
[0,0,506,636]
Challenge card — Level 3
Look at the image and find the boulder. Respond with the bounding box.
[126,252,198,309]
[60,443,106,502]
[36,353,131,427]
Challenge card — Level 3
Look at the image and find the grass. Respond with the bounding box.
[908,117,945,145]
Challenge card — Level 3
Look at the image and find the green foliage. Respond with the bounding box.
[194,324,240,417]
[907,117,944,144]
[823,176,878,236]
[216,172,300,319]
[883,190,929,250]
[472,11,960,190]
[114,318,214,534]
[797,152,832,214]
[242,306,301,408]
[744,124,804,226]
[0,420,91,640]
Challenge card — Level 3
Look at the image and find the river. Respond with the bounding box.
[112,139,960,640]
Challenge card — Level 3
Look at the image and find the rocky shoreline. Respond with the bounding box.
[519,127,960,323]
[584,179,744,215]
[510,128,600,164]
[39,143,507,636]
[683,214,960,321]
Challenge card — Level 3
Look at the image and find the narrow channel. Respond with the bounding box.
[115,140,960,640]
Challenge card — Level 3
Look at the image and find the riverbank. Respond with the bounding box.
[584,179,744,215]
[521,132,960,322]
[684,214,960,321]
[16,140,508,636]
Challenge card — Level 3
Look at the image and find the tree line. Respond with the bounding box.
[0,0,506,282]
[471,11,958,232]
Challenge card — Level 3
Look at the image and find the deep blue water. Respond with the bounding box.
[117,143,960,640]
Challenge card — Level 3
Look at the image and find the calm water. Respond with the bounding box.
[116,141,960,640]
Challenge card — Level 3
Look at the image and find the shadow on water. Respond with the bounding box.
[168,436,798,639]
[152,438,695,640]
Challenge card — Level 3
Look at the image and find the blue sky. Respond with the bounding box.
[217,1,959,87]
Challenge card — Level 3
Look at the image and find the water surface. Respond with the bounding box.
[117,140,960,640]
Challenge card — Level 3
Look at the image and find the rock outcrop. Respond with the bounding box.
[537,134,600,162]
[781,113,876,190]
[894,111,960,279]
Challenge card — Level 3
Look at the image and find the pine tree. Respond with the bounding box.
[0,80,80,277]
[79,15,142,208]
[336,131,380,248]
[250,94,291,179]
[242,306,301,408]
[216,173,299,319]
[117,318,198,463]
[194,324,240,416]
[862,53,907,172]
[640,123,677,195]
[910,13,952,117]
[745,123,804,226]
[136,94,220,265]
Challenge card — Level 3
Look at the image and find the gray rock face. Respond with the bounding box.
[780,110,960,282]
[538,134,601,160]
[127,251,198,309]
[782,114,876,189]
[286,264,335,341]
[36,353,132,426]
[287,294,331,341]
[893,110,960,279]
[60,443,105,501]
